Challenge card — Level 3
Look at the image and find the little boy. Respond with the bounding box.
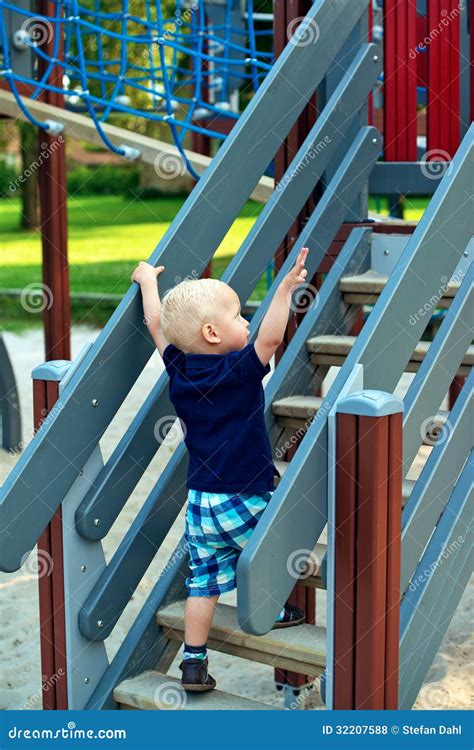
[131,246,309,692]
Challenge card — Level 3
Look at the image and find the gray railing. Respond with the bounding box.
[237,124,473,635]
[0,0,375,573]
[399,448,473,709]
[0,0,471,712]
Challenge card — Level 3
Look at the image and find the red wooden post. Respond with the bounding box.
[36,0,70,362]
[427,0,462,158]
[33,367,70,709]
[383,0,418,161]
[333,392,403,709]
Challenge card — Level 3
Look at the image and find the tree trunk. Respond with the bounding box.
[18,121,40,230]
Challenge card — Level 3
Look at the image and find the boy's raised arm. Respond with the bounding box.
[254,247,309,367]
[131,261,170,357]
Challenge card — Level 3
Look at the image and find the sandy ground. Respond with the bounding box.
[0,325,471,711]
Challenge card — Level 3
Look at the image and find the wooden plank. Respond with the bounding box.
[271,395,323,419]
[0,90,273,204]
[156,602,326,673]
[273,394,448,450]
[339,270,460,296]
[307,335,473,375]
[114,671,279,710]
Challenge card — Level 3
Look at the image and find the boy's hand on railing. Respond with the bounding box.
[131,261,165,286]
[281,247,309,295]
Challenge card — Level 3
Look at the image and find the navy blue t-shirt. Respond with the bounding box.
[162,342,280,494]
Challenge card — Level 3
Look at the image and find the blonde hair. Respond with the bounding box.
[160,277,229,352]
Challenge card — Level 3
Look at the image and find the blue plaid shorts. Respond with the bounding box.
[184,489,273,597]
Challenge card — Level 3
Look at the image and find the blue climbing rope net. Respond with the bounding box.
[0,0,273,177]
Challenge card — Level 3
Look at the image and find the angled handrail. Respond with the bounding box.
[79,129,380,642]
[400,370,473,594]
[398,452,473,709]
[402,264,473,473]
[237,125,474,635]
[82,226,372,708]
[75,43,382,541]
[0,0,372,573]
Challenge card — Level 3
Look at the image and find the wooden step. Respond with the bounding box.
[271,395,323,428]
[113,670,279,710]
[272,395,448,446]
[156,601,326,675]
[306,334,473,376]
[339,270,459,309]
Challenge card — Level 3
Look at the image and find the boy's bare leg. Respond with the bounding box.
[184,594,219,645]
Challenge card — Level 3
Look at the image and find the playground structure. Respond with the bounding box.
[0,0,472,711]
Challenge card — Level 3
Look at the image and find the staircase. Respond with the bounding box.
[110,252,470,711]
[0,0,472,712]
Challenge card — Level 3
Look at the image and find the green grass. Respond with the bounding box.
[0,193,428,332]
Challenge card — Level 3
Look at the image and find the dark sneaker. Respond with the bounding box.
[272,603,305,629]
[179,656,217,692]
